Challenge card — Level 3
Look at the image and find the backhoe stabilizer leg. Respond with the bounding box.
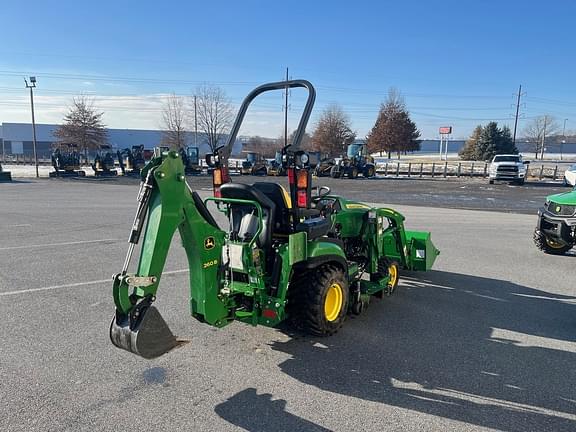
[110,299,189,359]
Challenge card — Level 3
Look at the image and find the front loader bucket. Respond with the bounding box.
[405,230,440,271]
[110,306,187,359]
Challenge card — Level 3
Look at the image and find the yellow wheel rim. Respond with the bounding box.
[546,238,565,249]
[324,283,343,322]
[388,264,398,287]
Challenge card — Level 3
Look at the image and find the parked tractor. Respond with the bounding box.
[313,155,337,177]
[180,146,203,175]
[267,151,286,176]
[49,144,85,177]
[91,144,118,176]
[118,145,146,176]
[109,80,439,360]
[240,151,268,176]
[0,162,12,182]
[330,142,376,179]
[534,188,576,255]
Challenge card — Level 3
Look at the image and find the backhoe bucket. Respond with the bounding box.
[110,306,187,359]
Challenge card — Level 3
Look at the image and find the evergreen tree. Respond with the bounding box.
[366,88,421,158]
[459,122,518,161]
[54,96,108,155]
[497,125,517,154]
[459,125,482,160]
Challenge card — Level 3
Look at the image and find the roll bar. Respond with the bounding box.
[222,80,316,160]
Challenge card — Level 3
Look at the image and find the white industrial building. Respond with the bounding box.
[0,122,242,158]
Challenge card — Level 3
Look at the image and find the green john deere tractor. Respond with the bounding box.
[534,188,576,255]
[330,142,376,179]
[110,80,440,359]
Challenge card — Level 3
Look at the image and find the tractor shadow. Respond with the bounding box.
[215,388,331,432]
[270,271,576,432]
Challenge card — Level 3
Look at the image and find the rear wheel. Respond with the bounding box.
[364,165,375,178]
[533,230,573,255]
[349,167,358,179]
[288,265,349,336]
[489,179,494,184]
[330,166,340,178]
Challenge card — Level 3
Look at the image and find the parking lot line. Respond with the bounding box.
[0,238,121,251]
[0,269,189,297]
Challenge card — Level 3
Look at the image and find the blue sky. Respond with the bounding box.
[1,0,575,139]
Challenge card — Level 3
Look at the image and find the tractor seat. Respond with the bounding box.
[252,182,331,240]
[252,182,292,235]
[219,183,276,250]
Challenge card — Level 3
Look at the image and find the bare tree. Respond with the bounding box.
[53,95,107,157]
[160,94,188,149]
[244,136,278,157]
[274,130,312,150]
[366,88,420,159]
[195,85,234,153]
[523,115,559,159]
[311,104,356,156]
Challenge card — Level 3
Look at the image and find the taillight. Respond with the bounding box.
[212,167,230,197]
[297,170,308,188]
[287,167,295,184]
[262,309,277,319]
[297,190,308,208]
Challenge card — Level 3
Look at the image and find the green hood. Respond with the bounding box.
[548,189,576,205]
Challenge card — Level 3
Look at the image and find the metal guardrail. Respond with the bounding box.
[375,161,568,181]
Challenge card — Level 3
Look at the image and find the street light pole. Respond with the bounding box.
[24,76,39,178]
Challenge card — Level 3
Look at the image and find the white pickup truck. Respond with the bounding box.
[488,154,529,185]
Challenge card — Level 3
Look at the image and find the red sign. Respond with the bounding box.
[439,126,452,134]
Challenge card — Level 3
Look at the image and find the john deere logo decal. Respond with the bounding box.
[556,206,561,213]
[204,237,215,250]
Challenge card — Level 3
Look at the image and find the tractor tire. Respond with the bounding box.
[372,258,399,297]
[489,180,494,184]
[288,265,349,336]
[349,167,358,179]
[330,166,341,178]
[364,166,375,178]
[533,230,573,255]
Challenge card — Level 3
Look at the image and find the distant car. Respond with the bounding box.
[563,164,576,186]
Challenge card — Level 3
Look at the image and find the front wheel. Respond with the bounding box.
[288,265,349,336]
[349,167,358,179]
[533,230,573,255]
[330,166,341,178]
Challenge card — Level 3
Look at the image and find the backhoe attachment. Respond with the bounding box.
[109,149,226,359]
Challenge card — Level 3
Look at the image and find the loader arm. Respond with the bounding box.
[110,150,230,359]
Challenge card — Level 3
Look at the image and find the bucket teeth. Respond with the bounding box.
[110,306,188,359]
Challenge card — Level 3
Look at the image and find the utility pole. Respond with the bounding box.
[512,84,522,146]
[193,95,198,147]
[24,76,39,178]
[540,115,548,160]
[284,67,289,147]
[561,118,567,161]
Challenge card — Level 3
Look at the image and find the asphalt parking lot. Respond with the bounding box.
[1,178,575,432]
